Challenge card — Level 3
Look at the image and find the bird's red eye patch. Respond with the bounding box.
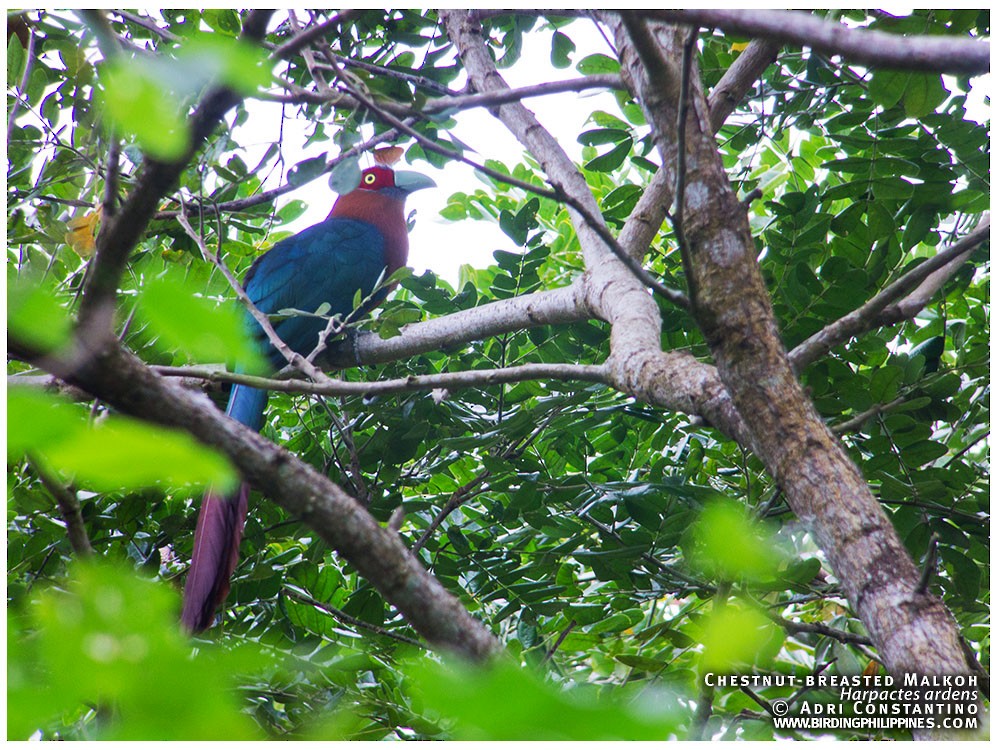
[359,166,394,191]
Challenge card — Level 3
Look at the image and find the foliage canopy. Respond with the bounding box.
[7,9,989,741]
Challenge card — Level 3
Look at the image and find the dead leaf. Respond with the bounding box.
[65,206,102,258]
[374,146,403,166]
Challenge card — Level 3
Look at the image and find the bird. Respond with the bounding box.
[180,150,435,633]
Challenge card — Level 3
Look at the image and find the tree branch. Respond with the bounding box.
[638,9,989,75]
[11,334,499,661]
[323,283,588,368]
[269,72,625,116]
[788,221,990,371]
[29,456,94,558]
[271,12,357,61]
[766,610,873,646]
[153,126,410,220]
[423,73,624,114]
[443,10,750,445]
[616,37,780,261]
[175,204,333,384]
[875,217,990,325]
[152,361,610,398]
[112,10,181,44]
[707,38,782,132]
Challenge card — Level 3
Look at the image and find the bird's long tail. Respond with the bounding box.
[181,384,267,632]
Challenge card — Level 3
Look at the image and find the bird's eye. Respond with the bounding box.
[363,173,377,185]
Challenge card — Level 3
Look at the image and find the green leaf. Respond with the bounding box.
[576,53,620,75]
[7,388,87,459]
[550,30,575,69]
[869,69,909,110]
[870,70,948,119]
[7,33,25,88]
[691,603,782,671]
[8,389,236,492]
[135,270,265,372]
[684,498,783,582]
[902,73,948,119]
[97,35,271,160]
[7,276,74,352]
[179,36,272,93]
[277,199,308,223]
[901,207,938,250]
[287,154,329,187]
[869,365,902,402]
[584,139,631,173]
[407,658,681,741]
[577,128,630,147]
[99,59,190,160]
[202,8,242,35]
[8,561,262,740]
[327,156,361,193]
[615,654,669,672]
[938,547,981,602]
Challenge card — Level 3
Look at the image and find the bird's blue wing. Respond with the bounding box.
[242,218,387,366]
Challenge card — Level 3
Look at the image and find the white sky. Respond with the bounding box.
[236,18,617,284]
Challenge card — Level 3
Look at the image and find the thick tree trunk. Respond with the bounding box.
[610,13,973,724]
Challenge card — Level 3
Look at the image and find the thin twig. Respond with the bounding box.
[153,126,411,219]
[314,51,454,96]
[29,456,94,557]
[430,73,624,113]
[410,408,561,554]
[315,43,689,309]
[915,533,939,594]
[113,9,180,43]
[543,619,577,663]
[272,12,358,61]
[283,585,426,648]
[75,10,275,335]
[831,396,907,434]
[411,472,492,555]
[102,135,121,218]
[153,360,609,399]
[739,686,776,716]
[765,610,872,646]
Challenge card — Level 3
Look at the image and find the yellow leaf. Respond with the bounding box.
[730,42,749,52]
[64,206,102,258]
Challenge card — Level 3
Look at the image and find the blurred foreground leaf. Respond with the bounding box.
[8,561,264,740]
[405,657,684,740]
[8,388,236,492]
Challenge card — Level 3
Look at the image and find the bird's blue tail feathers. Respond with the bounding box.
[226,383,268,432]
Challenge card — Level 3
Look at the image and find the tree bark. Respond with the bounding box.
[611,12,973,721]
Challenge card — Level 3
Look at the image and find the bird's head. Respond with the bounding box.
[328,147,434,236]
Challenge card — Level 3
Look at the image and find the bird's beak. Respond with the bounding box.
[393,170,436,194]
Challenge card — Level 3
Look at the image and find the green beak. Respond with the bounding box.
[393,170,436,194]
